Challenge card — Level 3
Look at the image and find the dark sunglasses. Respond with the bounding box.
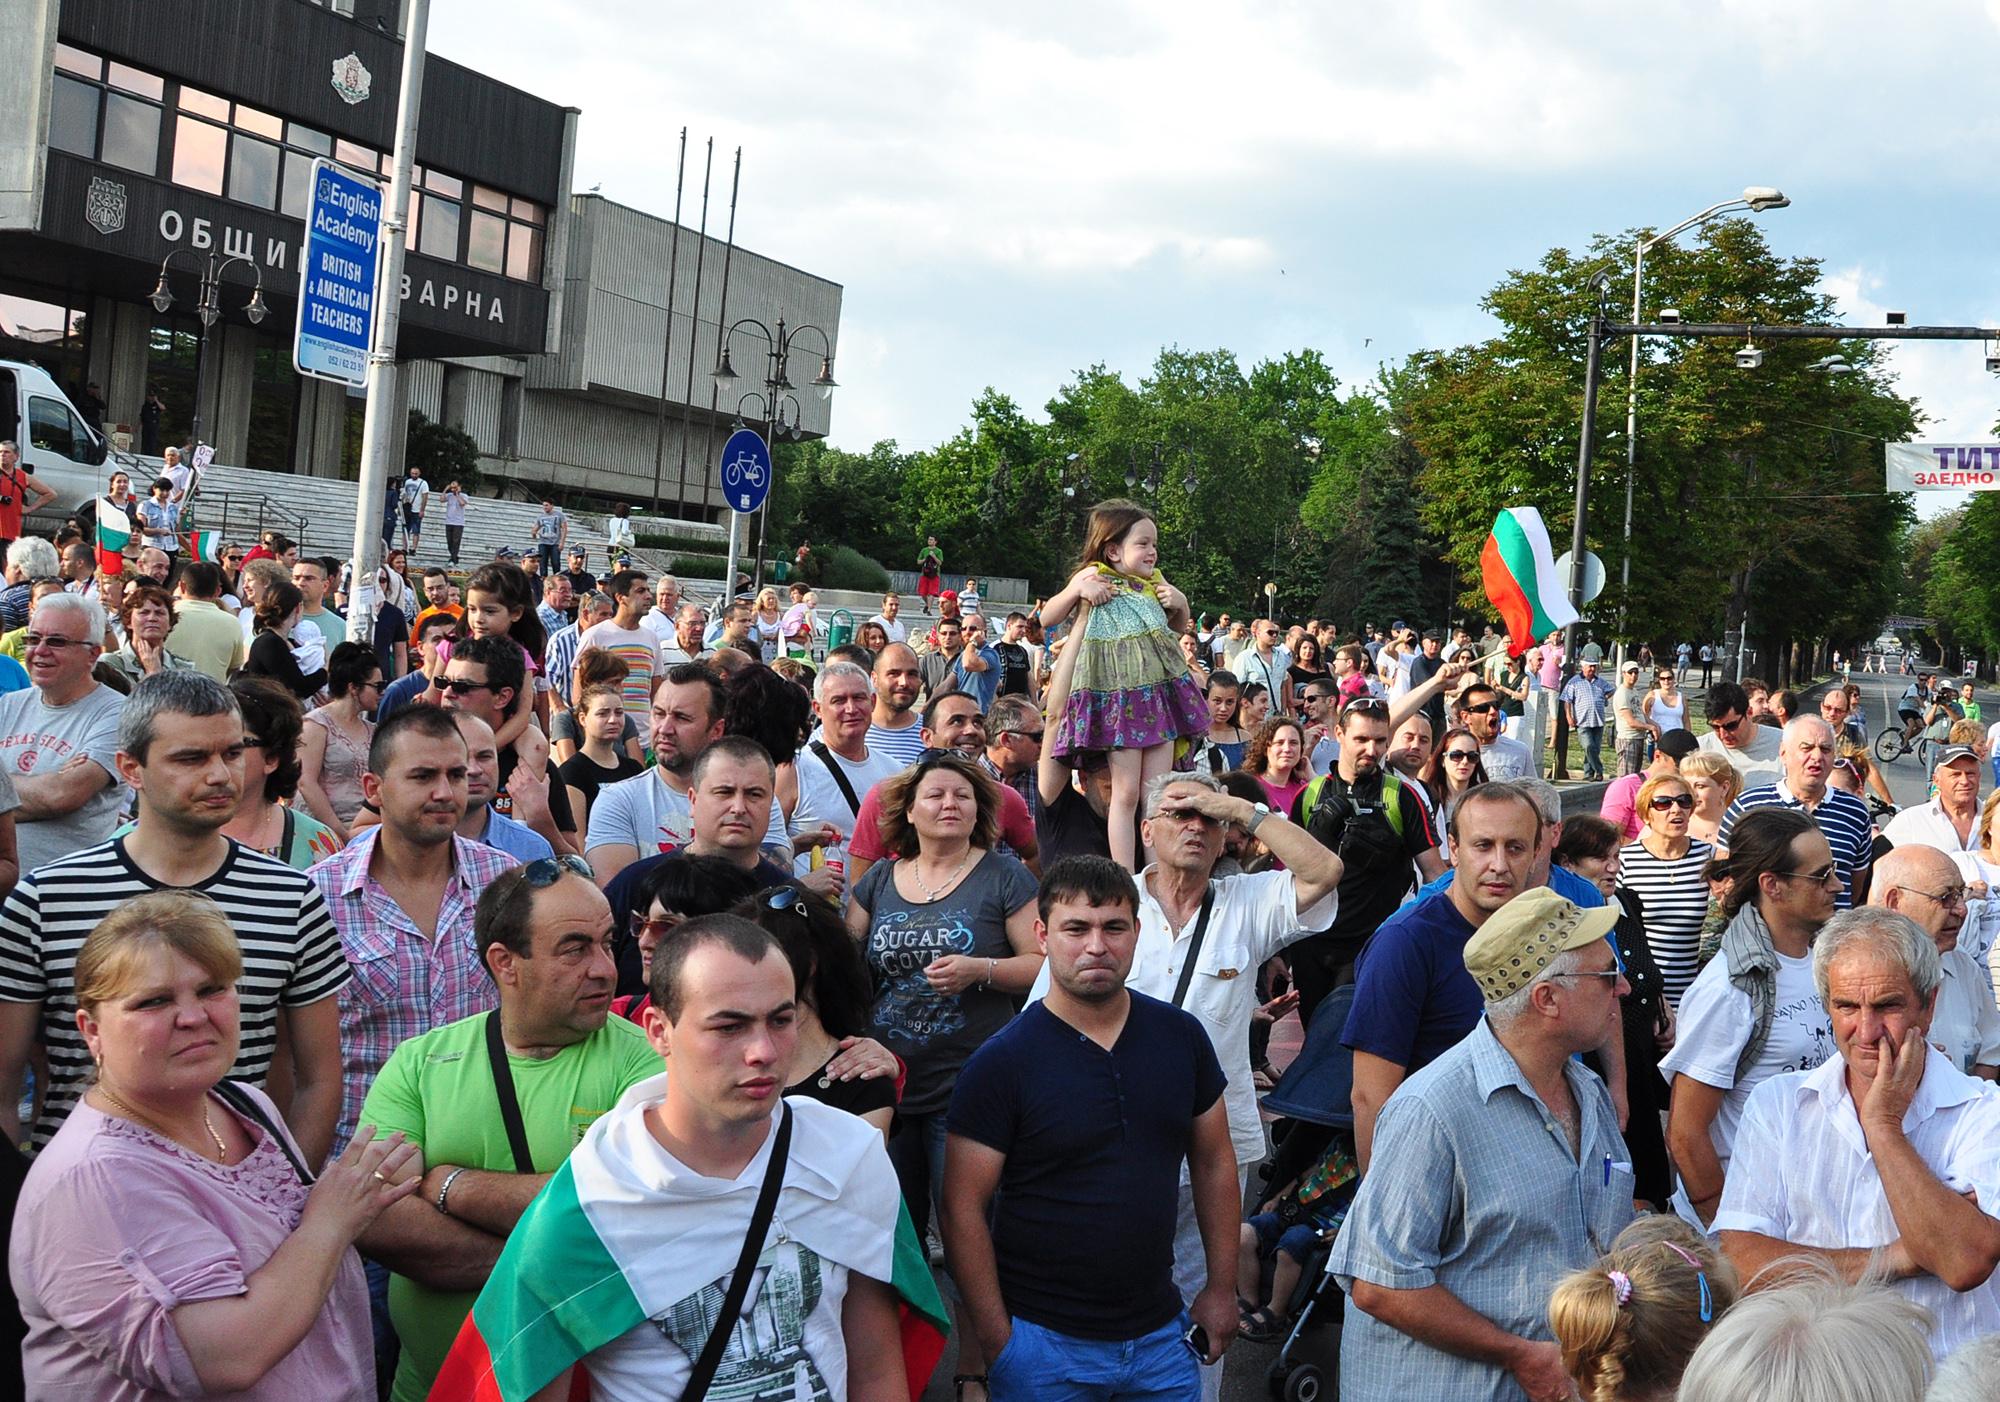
[1007,729,1047,743]
[522,854,594,886]
[1444,750,1481,763]
[1777,863,1839,886]
[432,677,493,694]
[1460,701,1499,715]
[1648,794,1696,811]
[763,886,806,913]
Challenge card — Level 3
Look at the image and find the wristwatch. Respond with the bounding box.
[1246,802,1272,836]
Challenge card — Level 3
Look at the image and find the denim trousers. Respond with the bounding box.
[988,1315,1198,1402]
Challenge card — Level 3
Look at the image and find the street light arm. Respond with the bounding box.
[1639,198,1752,256]
[720,316,775,352]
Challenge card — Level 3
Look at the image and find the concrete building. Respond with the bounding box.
[1,0,842,525]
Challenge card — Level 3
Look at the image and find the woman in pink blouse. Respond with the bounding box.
[10,891,417,1400]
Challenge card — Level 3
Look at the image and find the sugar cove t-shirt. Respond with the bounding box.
[853,851,1038,1115]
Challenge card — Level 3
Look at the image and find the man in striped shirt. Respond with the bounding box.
[0,671,348,1162]
[1718,716,1874,909]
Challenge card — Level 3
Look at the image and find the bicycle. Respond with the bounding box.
[1873,724,1918,766]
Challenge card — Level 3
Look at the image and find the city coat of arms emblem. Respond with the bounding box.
[331,53,372,105]
[84,176,126,236]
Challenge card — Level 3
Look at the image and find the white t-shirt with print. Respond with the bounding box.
[584,769,788,860]
[1659,947,1831,1175]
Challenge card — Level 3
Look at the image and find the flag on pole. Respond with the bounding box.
[1481,506,1578,656]
[93,499,131,575]
[425,1083,950,1402]
[181,529,223,563]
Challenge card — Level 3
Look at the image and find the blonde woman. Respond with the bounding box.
[1618,772,1714,1008]
[1678,749,1740,847]
[750,585,787,662]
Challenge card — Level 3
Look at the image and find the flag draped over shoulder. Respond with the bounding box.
[1480,507,1578,656]
[93,499,130,575]
[181,528,222,562]
[427,1085,949,1402]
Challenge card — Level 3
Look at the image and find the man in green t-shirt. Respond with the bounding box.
[358,857,658,1402]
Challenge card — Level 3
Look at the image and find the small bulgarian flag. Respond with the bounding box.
[181,529,223,563]
[93,498,130,575]
[1480,506,1579,657]
[427,1083,949,1402]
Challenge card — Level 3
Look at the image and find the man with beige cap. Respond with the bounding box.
[1328,888,1638,1402]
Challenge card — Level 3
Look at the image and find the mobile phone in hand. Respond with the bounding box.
[1182,1322,1209,1360]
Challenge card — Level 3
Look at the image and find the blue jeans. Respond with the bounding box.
[989,1315,1198,1402]
[1579,725,1604,778]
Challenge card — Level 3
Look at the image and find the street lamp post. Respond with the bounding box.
[713,313,837,595]
[147,248,268,452]
[1618,186,1788,665]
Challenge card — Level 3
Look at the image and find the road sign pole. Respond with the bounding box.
[348,0,429,644]
[721,510,740,609]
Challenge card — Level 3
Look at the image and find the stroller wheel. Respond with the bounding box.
[1281,1363,1327,1402]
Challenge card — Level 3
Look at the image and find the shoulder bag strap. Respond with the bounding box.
[1170,883,1219,1009]
[684,1104,794,1402]
[279,805,296,862]
[212,1080,315,1185]
[484,1010,538,1175]
[809,740,863,817]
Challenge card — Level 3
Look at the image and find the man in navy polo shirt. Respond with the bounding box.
[1345,782,1541,1172]
[944,855,1238,1400]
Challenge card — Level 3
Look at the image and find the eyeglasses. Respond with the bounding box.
[22,633,93,653]
[1557,968,1625,987]
[432,677,493,694]
[630,912,681,942]
[1711,713,1748,732]
[1444,750,1481,763]
[1648,794,1696,811]
[1006,730,1046,743]
[1895,883,1969,910]
[1776,864,1840,886]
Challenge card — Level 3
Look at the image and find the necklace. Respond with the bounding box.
[96,1085,228,1161]
[911,847,975,902]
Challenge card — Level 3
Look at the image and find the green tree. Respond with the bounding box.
[405,411,481,492]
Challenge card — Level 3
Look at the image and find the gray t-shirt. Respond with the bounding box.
[853,849,1038,1116]
[1611,684,1644,743]
[531,509,566,543]
[0,685,122,875]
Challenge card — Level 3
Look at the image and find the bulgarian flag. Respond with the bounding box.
[182,529,223,563]
[93,498,130,575]
[1480,506,1579,656]
[427,1080,949,1402]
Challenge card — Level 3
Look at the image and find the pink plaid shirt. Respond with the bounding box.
[310,830,520,1150]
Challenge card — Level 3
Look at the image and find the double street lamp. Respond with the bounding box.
[1617,185,1788,663]
[711,313,837,590]
[147,248,268,453]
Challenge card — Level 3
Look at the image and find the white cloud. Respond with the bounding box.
[429,1,2000,456]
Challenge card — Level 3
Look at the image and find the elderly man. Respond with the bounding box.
[1884,742,1986,857]
[1027,771,1340,1401]
[1869,844,2000,1079]
[1719,715,1875,907]
[0,593,125,873]
[1716,907,2000,1360]
[0,537,59,631]
[1697,679,1784,783]
[790,661,903,881]
[1329,887,1635,1402]
[1560,657,1614,781]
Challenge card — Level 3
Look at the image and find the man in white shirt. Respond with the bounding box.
[867,592,909,645]
[790,662,903,889]
[1716,906,2000,1361]
[640,574,681,640]
[1026,771,1341,1402]
[1883,744,1984,857]
[1869,844,2000,1078]
[1696,679,1783,783]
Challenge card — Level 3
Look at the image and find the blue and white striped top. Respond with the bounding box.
[1718,782,1875,910]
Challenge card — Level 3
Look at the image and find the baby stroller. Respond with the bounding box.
[1251,984,1362,1402]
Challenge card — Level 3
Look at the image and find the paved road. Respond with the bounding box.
[1845,668,1977,813]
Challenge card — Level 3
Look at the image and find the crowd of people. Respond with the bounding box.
[0,483,1994,1402]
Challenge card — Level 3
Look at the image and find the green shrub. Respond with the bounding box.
[669,556,725,578]
[635,529,728,553]
[820,544,892,592]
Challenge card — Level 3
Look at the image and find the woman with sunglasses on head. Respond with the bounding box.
[1660,807,1836,1228]
[297,641,382,844]
[739,883,899,1135]
[1616,772,1715,1010]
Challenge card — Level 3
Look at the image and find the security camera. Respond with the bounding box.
[1987,350,2000,374]
[1736,347,1765,370]
[1886,311,1907,326]
[1659,307,1682,324]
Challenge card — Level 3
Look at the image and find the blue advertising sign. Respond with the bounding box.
[719,427,773,514]
[293,159,382,387]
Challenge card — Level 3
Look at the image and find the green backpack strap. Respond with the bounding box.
[1378,771,1407,839]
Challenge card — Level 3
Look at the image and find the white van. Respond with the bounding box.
[0,359,119,514]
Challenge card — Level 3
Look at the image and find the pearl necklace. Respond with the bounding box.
[96,1085,228,1161]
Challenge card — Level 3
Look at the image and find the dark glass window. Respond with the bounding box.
[280,151,317,219]
[466,209,506,272]
[100,92,161,175]
[27,397,78,458]
[172,115,227,194]
[417,196,459,260]
[48,75,98,157]
[227,134,280,207]
[289,123,332,155]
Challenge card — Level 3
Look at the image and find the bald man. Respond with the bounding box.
[1719,716,1875,907]
[1872,843,2000,1079]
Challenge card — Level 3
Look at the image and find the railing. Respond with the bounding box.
[887,569,1032,602]
[184,490,309,548]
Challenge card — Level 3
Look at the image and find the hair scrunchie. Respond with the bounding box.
[1606,1269,1633,1306]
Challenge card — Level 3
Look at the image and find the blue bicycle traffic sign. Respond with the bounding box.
[719,427,773,514]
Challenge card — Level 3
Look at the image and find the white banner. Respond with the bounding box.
[1886,442,2000,490]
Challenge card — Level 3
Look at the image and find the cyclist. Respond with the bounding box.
[1897,674,1932,742]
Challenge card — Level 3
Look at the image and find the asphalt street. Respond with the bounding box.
[1846,667,1971,813]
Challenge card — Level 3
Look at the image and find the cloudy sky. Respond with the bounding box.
[435,1,2000,514]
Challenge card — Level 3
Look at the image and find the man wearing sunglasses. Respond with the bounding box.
[1456,680,1531,782]
[1719,717,1874,909]
[356,854,657,1402]
[436,638,580,858]
[1696,680,1783,784]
